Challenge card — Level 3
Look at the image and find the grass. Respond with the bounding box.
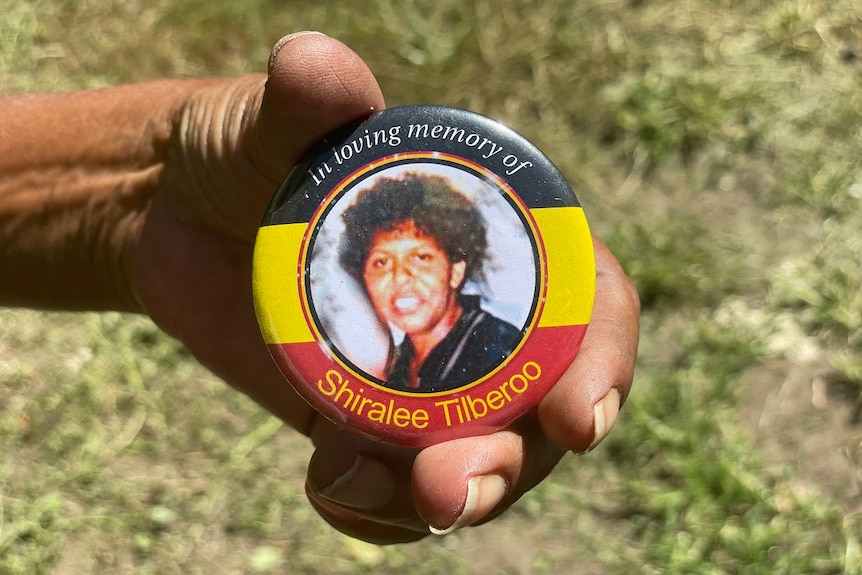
[2,0,861,573]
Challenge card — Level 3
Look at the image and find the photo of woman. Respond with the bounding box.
[307,163,538,392]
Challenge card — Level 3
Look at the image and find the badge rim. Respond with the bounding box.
[253,105,595,447]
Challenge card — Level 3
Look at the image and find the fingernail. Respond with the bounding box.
[588,389,621,451]
[316,455,394,510]
[268,31,326,74]
[430,475,507,536]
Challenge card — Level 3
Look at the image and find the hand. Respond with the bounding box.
[126,32,640,543]
[304,237,639,541]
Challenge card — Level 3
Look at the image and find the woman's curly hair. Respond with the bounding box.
[339,173,488,285]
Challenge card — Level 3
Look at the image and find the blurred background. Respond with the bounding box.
[1,1,860,573]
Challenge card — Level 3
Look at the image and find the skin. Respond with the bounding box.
[363,221,467,383]
[0,32,640,543]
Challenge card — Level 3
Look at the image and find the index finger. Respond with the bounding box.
[537,236,641,452]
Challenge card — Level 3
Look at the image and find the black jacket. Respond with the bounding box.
[386,295,522,392]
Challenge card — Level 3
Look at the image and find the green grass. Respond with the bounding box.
[2,0,861,573]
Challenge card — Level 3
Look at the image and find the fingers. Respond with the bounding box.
[305,421,563,543]
[412,419,564,534]
[305,430,428,543]
[537,235,641,452]
[304,424,558,542]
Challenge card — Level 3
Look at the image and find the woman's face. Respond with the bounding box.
[363,221,466,337]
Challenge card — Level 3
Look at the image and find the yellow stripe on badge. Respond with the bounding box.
[252,223,314,345]
[532,207,596,327]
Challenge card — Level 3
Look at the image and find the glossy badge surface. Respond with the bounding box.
[253,105,595,447]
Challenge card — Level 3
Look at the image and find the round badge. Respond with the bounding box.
[253,105,595,447]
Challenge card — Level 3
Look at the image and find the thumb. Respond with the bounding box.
[250,31,386,182]
[166,32,385,241]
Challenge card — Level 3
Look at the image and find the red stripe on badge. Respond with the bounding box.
[268,324,588,447]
